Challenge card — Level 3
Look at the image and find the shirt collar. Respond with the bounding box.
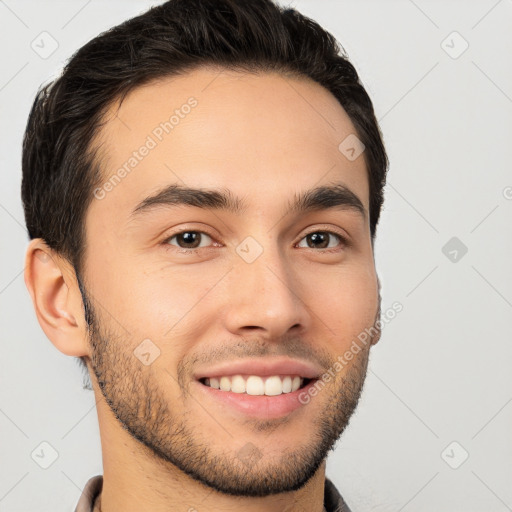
[75,475,352,512]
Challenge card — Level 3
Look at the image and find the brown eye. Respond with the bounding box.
[297,231,344,249]
[166,231,213,249]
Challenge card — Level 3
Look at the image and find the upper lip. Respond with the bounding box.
[193,357,322,380]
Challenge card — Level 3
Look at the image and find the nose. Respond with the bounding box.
[222,243,311,340]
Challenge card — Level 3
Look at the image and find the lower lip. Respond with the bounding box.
[194,379,318,419]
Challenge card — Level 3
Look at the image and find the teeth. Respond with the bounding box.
[231,375,246,393]
[202,375,305,396]
[246,376,264,395]
[282,376,292,393]
[264,376,282,396]
[219,376,231,391]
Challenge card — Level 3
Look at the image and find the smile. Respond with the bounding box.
[200,374,313,396]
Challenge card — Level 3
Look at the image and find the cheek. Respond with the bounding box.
[137,285,199,343]
[311,265,378,342]
[93,258,224,347]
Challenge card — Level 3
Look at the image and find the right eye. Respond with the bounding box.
[164,230,216,250]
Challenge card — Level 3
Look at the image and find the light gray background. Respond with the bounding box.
[1,1,511,511]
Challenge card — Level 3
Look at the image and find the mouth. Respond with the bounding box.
[195,374,319,419]
[198,374,315,396]
[192,358,322,418]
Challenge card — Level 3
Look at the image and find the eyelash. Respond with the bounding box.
[162,228,349,254]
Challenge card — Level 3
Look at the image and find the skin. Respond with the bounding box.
[25,67,381,512]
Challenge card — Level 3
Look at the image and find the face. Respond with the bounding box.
[81,67,380,496]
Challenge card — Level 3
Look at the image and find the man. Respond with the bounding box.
[22,0,388,510]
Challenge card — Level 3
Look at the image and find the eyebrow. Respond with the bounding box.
[131,182,366,220]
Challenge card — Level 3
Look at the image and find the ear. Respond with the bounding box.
[370,275,382,346]
[24,239,89,357]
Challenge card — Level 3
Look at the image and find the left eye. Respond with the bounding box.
[297,231,344,249]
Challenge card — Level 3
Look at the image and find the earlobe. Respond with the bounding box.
[24,239,89,357]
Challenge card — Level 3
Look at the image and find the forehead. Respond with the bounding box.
[90,66,369,221]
